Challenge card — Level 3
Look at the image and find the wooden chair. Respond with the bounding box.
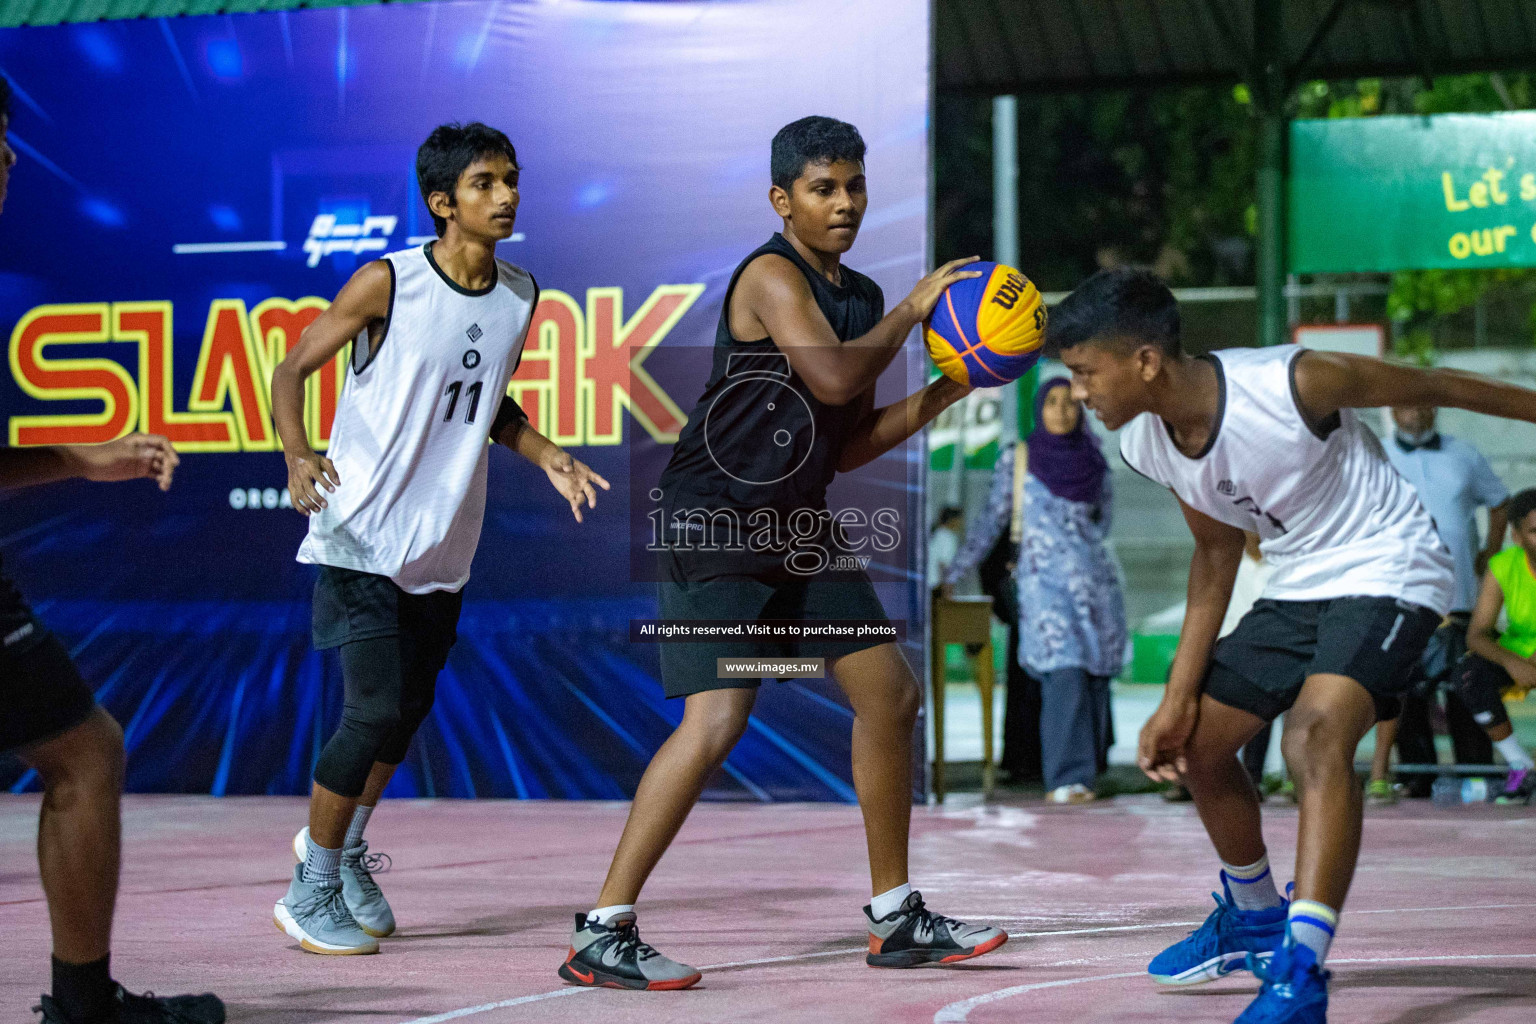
[929,594,996,803]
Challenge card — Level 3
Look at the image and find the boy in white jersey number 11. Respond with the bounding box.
[267,123,608,955]
[1046,269,1536,1024]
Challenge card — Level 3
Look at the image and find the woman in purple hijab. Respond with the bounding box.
[944,378,1128,804]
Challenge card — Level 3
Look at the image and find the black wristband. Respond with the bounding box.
[491,394,529,440]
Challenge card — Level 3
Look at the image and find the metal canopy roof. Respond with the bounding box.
[937,0,1536,94]
[5,1,1534,95]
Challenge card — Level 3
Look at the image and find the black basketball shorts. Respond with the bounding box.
[312,565,462,658]
[654,555,893,699]
[1,615,98,755]
[1205,596,1441,723]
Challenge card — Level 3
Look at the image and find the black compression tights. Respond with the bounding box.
[312,635,444,798]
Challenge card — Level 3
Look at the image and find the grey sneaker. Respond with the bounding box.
[274,864,379,955]
[557,912,702,990]
[293,826,396,938]
[865,891,1008,967]
[341,842,396,938]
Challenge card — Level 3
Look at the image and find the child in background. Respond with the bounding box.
[1454,486,1536,804]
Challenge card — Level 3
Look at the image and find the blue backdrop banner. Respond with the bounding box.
[0,0,931,800]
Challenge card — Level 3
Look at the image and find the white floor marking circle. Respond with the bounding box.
[932,952,1536,1023]
[933,972,1145,1022]
[402,989,589,1024]
[394,903,1536,1024]
[395,948,869,1022]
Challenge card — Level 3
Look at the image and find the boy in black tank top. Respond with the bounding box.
[560,117,1008,990]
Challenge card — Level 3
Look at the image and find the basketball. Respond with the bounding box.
[924,262,1047,387]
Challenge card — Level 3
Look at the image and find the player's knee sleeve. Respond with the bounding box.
[375,649,445,765]
[1454,655,1512,730]
[374,699,430,766]
[314,717,395,797]
[313,638,406,797]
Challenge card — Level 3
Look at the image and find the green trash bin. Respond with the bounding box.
[1130,633,1179,684]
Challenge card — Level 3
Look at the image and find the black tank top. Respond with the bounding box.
[657,233,883,577]
[0,555,42,655]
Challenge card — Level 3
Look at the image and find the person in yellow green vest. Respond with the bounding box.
[1457,486,1536,804]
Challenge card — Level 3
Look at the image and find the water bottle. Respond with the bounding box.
[1431,774,1460,805]
[1462,777,1490,803]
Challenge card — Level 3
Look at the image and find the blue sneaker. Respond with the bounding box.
[1234,940,1329,1023]
[1147,874,1287,985]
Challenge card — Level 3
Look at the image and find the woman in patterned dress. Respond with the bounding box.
[945,378,1128,803]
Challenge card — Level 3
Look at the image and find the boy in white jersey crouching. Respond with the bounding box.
[267,123,608,955]
[1046,269,1536,1024]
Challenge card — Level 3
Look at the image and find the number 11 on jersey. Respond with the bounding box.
[443,380,483,424]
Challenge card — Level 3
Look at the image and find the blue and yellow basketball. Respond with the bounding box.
[924,262,1046,387]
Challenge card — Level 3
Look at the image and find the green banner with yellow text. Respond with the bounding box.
[1290,112,1536,273]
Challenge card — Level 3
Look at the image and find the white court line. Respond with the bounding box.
[703,947,863,969]
[171,241,287,254]
[1011,921,1197,937]
[933,972,1146,1022]
[945,901,1536,931]
[394,904,1536,1024]
[933,953,1536,1022]
[1330,952,1536,965]
[400,989,589,1024]
[1355,901,1536,915]
[395,948,867,1023]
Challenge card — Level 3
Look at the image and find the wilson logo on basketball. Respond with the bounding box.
[988,272,1032,311]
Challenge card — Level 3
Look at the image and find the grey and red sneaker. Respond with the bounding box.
[557,913,701,991]
[864,891,1008,967]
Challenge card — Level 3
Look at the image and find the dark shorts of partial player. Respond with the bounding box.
[655,561,892,699]
[1205,597,1441,723]
[0,619,98,755]
[312,564,463,655]
[1453,653,1519,731]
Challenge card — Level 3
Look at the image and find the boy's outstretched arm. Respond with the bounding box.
[1138,498,1246,782]
[0,434,179,491]
[1293,350,1536,424]
[742,257,981,407]
[490,397,609,523]
[271,260,392,514]
[836,376,972,472]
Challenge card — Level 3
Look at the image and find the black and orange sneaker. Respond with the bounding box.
[557,912,702,991]
[864,891,1008,968]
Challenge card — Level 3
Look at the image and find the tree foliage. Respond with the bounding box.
[935,86,1257,290]
[937,71,1536,351]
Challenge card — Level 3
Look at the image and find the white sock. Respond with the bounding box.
[1495,735,1535,771]
[344,804,374,850]
[1221,855,1284,911]
[586,904,634,927]
[301,832,341,886]
[1287,900,1338,964]
[870,883,913,919]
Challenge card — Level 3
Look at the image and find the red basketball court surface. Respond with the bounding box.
[2,794,1533,1023]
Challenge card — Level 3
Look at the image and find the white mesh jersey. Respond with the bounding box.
[297,244,538,594]
[1119,345,1454,614]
